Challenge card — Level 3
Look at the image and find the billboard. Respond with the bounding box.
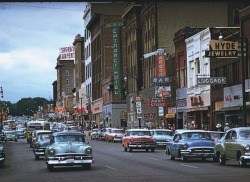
[59,46,75,60]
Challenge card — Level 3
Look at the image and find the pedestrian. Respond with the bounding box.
[224,123,230,132]
[216,123,223,131]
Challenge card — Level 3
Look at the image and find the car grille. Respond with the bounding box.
[49,153,93,161]
[191,148,214,153]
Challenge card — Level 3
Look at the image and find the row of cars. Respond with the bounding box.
[165,127,250,167]
[27,126,94,172]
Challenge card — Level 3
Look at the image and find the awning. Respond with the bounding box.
[185,106,209,112]
[219,106,241,111]
[165,113,175,118]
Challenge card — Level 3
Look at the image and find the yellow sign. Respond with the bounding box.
[205,40,238,58]
[165,113,175,118]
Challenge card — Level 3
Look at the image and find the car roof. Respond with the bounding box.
[128,129,150,131]
[150,129,172,131]
[175,129,209,134]
[227,127,250,132]
[52,130,83,136]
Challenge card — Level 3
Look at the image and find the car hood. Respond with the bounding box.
[37,140,50,147]
[185,139,215,147]
[49,141,89,154]
[153,135,173,141]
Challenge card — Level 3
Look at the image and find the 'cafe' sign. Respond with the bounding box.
[205,40,238,58]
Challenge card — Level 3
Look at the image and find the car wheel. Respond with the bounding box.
[219,154,226,165]
[170,152,175,160]
[35,155,39,160]
[0,160,4,167]
[213,156,219,162]
[129,147,132,152]
[181,156,187,162]
[15,139,17,142]
[151,148,155,152]
[239,158,247,167]
[47,164,54,171]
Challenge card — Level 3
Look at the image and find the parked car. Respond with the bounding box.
[122,129,157,152]
[214,127,250,167]
[4,130,18,142]
[33,130,53,160]
[90,128,102,140]
[44,130,94,171]
[0,140,5,167]
[165,130,216,162]
[106,128,124,143]
[150,129,173,147]
[103,127,113,141]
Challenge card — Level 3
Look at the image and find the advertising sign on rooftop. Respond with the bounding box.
[59,46,75,60]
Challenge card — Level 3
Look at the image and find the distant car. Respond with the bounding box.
[165,130,216,162]
[44,130,94,171]
[106,128,124,143]
[122,129,157,152]
[150,129,173,147]
[4,130,18,142]
[16,129,26,139]
[33,130,53,160]
[214,127,250,167]
[0,140,5,167]
[90,128,102,140]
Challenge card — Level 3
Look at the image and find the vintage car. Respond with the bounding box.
[90,128,102,140]
[0,140,5,167]
[16,128,26,139]
[44,130,94,171]
[122,129,157,152]
[165,130,215,161]
[33,130,53,160]
[150,129,173,147]
[4,130,18,142]
[106,128,124,143]
[214,127,250,167]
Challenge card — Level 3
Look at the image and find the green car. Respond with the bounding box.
[4,131,18,142]
[44,130,94,171]
[214,127,250,167]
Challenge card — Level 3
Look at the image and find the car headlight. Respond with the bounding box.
[48,148,55,155]
[244,144,250,150]
[182,143,188,149]
[85,147,92,155]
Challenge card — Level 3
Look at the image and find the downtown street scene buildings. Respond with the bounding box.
[53,2,250,131]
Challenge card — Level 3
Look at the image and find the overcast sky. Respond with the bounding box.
[0,2,85,103]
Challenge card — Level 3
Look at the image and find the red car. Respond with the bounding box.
[106,128,124,143]
[122,129,157,152]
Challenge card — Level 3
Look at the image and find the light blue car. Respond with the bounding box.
[165,130,216,162]
[150,129,173,147]
[44,130,94,171]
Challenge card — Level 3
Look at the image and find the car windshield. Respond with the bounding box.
[54,135,83,142]
[182,132,211,140]
[239,130,250,140]
[39,134,51,141]
[155,131,172,136]
[130,131,151,136]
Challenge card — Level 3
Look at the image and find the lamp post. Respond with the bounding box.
[0,86,3,131]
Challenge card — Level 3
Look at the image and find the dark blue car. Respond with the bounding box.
[165,130,216,162]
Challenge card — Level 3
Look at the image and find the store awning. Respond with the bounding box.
[165,113,175,118]
[219,106,241,111]
[185,106,209,112]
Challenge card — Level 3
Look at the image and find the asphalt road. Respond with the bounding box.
[1,137,250,182]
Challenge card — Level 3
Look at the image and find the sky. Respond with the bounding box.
[0,2,86,103]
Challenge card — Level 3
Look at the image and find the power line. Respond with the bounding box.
[1,2,83,11]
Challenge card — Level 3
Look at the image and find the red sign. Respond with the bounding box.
[155,55,166,77]
[135,96,141,101]
[148,98,167,107]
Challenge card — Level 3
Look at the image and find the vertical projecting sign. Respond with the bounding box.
[106,22,123,95]
[155,54,166,77]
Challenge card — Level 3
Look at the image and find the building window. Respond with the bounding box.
[66,79,69,85]
[65,70,69,76]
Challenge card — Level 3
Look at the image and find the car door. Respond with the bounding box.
[223,131,233,158]
[227,130,237,159]
[171,134,181,157]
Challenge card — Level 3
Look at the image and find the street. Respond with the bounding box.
[1,137,250,182]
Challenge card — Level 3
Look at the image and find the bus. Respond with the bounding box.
[26,120,50,143]
[3,120,17,130]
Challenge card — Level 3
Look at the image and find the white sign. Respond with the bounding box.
[158,107,164,116]
[136,101,142,118]
[59,46,75,60]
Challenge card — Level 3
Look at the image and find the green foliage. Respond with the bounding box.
[8,97,49,116]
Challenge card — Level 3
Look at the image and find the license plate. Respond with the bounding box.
[66,159,74,163]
